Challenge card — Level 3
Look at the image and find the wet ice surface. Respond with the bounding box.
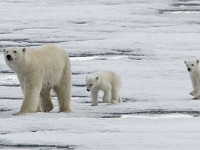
[1,0,200,149]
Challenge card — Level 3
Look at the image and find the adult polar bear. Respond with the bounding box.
[4,44,71,115]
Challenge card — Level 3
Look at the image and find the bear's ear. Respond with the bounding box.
[3,49,6,53]
[96,76,99,81]
[184,61,186,64]
[22,48,26,53]
[197,60,199,64]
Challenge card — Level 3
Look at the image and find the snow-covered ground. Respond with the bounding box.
[1,0,200,149]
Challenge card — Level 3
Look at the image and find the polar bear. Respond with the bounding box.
[86,71,121,106]
[184,60,200,99]
[3,44,72,115]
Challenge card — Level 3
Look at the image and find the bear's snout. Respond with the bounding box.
[188,68,191,72]
[6,55,12,61]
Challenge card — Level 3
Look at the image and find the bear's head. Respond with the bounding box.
[86,75,99,92]
[3,47,26,64]
[184,60,199,73]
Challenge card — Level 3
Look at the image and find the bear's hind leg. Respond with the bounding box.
[111,87,120,104]
[118,96,121,103]
[54,85,71,112]
[53,67,71,112]
[102,89,111,103]
[40,85,53,112]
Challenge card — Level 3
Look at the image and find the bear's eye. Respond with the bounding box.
[90,84,93,86]
[191,64,194,66]
[14,51,17,53]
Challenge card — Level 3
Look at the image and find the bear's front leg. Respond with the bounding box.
[190,87,198,96]
[13,77,42,115]
[193,93,200,100]
[190,90,196,96]
[191,85,200,99]
[193,91,200,100]
[17,74,25,94]
[91,90,99,106]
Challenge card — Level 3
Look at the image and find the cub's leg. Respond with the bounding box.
[102,86,111,103]
[111,86,120,104]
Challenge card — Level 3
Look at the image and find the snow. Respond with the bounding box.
[1,0,200,149]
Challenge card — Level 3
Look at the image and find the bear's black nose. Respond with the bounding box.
[6,55,12,61]
[188,68,191,72]
[87,89,90,92]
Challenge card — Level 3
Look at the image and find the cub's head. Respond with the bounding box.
[184,60,199,72]
[3,47,26,64]
[86,75,99,92]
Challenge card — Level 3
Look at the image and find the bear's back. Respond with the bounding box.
[98,71,121,87]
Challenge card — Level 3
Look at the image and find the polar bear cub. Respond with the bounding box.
[3,44,72,115]
[184,60,200,99]
[86,71,121,106]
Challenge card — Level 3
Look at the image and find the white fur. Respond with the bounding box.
[86,71,121,106]
[184,60,200,99]
[4,44,72,115]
